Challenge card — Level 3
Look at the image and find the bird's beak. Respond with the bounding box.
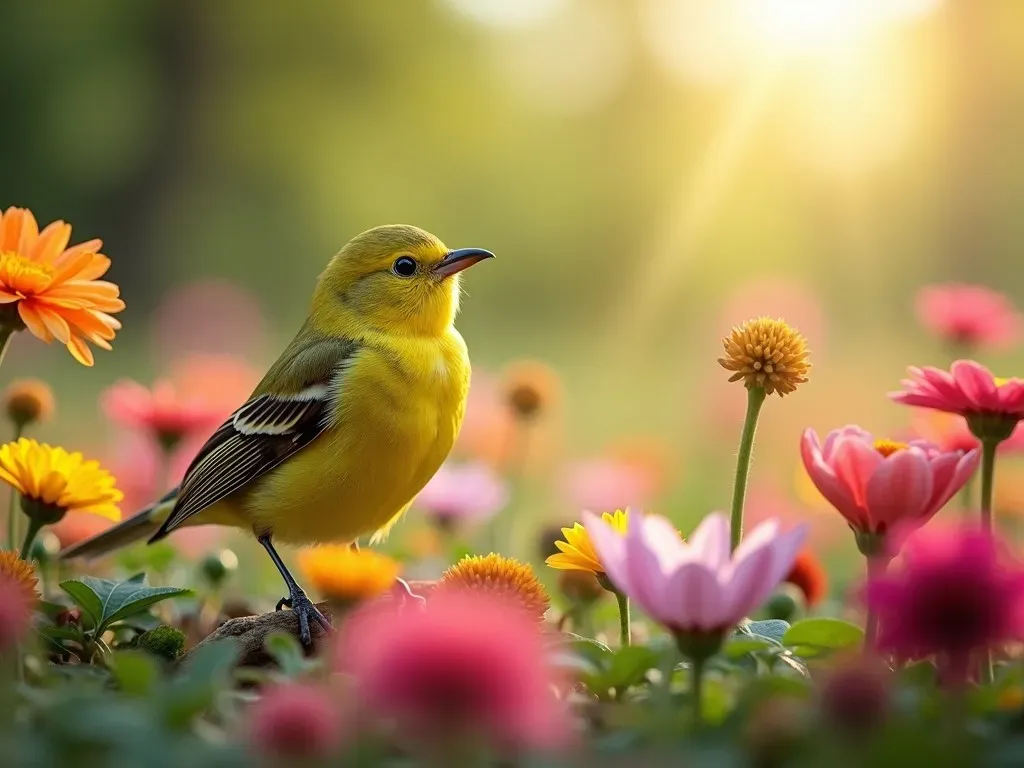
[434,247,495,278]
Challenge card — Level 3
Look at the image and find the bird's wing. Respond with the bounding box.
[151,338,358,539]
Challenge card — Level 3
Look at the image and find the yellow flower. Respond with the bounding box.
[718,317,810,396]
[0,551,39,606]
[440,553,550,620]
[546,509,629,574]
[2,379,55,429]
[0,207,124,366]
[0,439,121,523]
[298,545,400,603]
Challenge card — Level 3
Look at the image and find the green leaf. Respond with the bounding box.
[264,632,307,678]
[59,580,104,628]
[783,618,863,653]
[743,619,791,645]
[723,637,777,659]
[112,651,160,697]
[605,645,660,689]
[60,574,190,634]
[162,639,239,729]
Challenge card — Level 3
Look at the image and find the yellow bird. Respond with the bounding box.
[61,225,494,644]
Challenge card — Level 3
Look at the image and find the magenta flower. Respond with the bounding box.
[890,361,1024,424]
[867,525,1024,683]
[248,683,343,759]
[915,283,1023,350]
[337,589,568,753]
[413,461,509,526]
[584,511,805,638]
[800,426,978,548]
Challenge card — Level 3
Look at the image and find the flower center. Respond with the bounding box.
[0,251,54,296]
[873,439,908,457]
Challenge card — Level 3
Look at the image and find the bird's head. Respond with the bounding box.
[312,225,494,337]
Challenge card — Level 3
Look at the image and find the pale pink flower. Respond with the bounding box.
[337,589,568,753]
[889,361,1024,422]
[800,426,978,538]
[102,379,223,448]
[413,461,509,525]
[562,457,656,513]
[584,511,806,634]
[248,683,343,759]
[867,525,1024,683]
[915,283,1023,350]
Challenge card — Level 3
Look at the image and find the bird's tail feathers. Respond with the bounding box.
[59,498,176,561]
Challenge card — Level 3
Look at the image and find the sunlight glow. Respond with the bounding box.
[442,0,569,29]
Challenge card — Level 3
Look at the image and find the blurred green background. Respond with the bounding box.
[3,0,1024,603]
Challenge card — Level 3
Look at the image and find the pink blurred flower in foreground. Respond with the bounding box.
[915,283,1023,350]
[867,525,1024,683]
[338,590,568,753]
[0,573,33,651]
[102,379,223,450]
[413,461,509,527]
[562,457,656,513]
[248,683,343,759]
[800,426,978,553]
[585,511,805,641]
[890,361,1024,436]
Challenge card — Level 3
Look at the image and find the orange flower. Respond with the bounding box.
[0,207,124,365]
[784,550,828,607]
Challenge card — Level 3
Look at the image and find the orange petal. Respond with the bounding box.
[50,239,101,267]
[36,306,71,344]
[18,303,52,343]
[29,221,71,264]
[48,251,97,287]
[1,208,25,252]
[16,210,38,255]
[0,291,21,304]
[73,254,111,281]
[67,335,94,366]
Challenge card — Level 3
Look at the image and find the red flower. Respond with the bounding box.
[337,589,569,754]
[248,683,343,759]
[785,550,828,606]
[915,283,1023,350]
[867,526,1024,683]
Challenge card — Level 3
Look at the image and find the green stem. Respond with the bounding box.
[6,426,22,551]
[19,517,43,561]
[0,325,16,373]
[614,590,631,648]
[729,386,767,551]
[979,438,998,535]
[959,473,975,515]
[691,656,705,727]
[979,437,999,686]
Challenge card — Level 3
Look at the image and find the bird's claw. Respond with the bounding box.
[278,589,332,647]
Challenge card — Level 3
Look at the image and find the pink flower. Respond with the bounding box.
[561,457,656,513]
[102,379,223,449]
[0,575,32,652]
[890,361,1024,422]
[584,511,806,636]
[867,525,1024,682]
[800,426,978,540]
[338,590,568,753]
[915,283,1023,350]
[413,461,509,525]
[248,683,343,759]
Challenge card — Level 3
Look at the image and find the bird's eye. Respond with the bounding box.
[392,256,418,277]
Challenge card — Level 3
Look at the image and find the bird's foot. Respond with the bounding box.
[276,589,332,647]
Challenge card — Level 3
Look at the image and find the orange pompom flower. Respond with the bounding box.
[440,553,550,621]
[0,207,124,365]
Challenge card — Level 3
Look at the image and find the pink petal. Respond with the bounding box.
[625,515,672,619]
[951,360,998,409]
[831,436,883,509]
[664,562,726,630]
[582,511,630,593]
[864,450,934,528]
[927,449,980,514]
[685,512,730,571]
[821,425,873,461]
[760,524,808,591]
[800,430,866,526]
[721,544,776,624]
[730,518,780,573]
[636,514,689,572]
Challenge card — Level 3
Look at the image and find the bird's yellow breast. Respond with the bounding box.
[240,329,471,544]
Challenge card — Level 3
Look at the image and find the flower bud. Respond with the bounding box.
[763,583,806,622]
[558,570,605,604]
[3,379,55,430]
[199,549,238,588]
